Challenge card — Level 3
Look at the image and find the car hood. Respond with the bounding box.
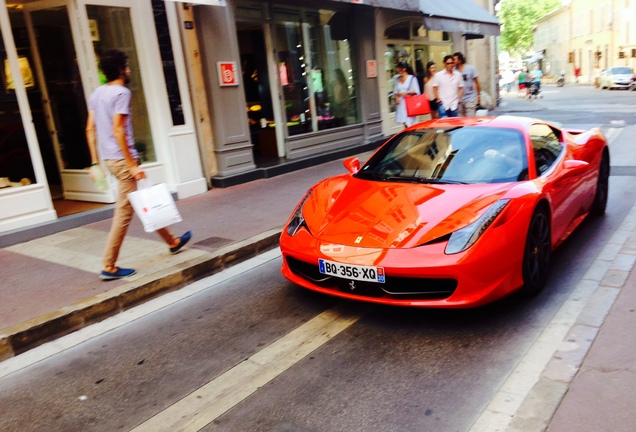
[302,175,513,248]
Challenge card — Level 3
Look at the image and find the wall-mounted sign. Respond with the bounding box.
[366,60,377,78]
[166,0,226,5]
[217,61,239,86]
[184,21,194,30]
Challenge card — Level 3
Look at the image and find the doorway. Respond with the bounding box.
[26,5,94,215]
[236,22,278,164]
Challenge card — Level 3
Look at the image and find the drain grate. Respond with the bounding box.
[194,236,234,250]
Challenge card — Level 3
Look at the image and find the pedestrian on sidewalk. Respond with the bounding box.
[453,52,480,116]
[423,61,440,119]
[393,61,421,127]
[432,55,464,118]
[86,49,192,281]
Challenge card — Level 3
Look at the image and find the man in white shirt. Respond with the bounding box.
[432,55,464,118]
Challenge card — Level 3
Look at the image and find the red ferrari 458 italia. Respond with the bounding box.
[280,116,610,308]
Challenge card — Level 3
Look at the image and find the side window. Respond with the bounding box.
[529,124,563,175]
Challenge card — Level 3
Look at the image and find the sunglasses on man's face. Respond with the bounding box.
[445,62,454,65]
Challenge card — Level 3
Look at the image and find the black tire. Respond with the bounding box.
[591,150,610,216]
[521,206,551,296]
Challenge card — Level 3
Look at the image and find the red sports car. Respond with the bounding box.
[280,116,609,308]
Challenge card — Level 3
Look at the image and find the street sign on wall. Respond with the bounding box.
[366,60,377,78]
[217,62,239,87]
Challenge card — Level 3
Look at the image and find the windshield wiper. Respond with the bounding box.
[416,178,468,185]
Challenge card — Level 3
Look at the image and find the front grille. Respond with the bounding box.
[286,256,457,300]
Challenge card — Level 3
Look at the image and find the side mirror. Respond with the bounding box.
[343,157,360,174]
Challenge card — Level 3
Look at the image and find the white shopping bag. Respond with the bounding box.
[128,179,182,232]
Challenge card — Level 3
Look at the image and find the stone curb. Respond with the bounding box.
[0,228,283,362]
[504,206,636,431]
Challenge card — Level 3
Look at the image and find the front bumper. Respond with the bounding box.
[280,227,526,308]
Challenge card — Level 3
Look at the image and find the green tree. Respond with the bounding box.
[498,0,561,56]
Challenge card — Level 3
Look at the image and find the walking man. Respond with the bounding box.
[86,49,191,280]
[432,55,464,118]
[453,52,481,117]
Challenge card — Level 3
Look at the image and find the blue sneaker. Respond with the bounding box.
[170,231,192,254]
[99,267,136,281]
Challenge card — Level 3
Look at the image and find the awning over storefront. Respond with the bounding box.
[419,0,500,36]
[333,0,500,36]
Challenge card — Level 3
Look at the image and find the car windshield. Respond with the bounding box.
[356,126,528,184]
[611,67,632,74]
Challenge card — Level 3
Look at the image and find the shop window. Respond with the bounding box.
[274,5,359,136]
[384,19,452,118]
[385,21,410,40]
[151,0,185,126]
[0,10,41,187]
[87,5,156,162]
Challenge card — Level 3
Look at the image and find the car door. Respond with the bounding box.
[529,123,582,243]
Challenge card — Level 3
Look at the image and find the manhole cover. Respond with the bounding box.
[194,236,233,250]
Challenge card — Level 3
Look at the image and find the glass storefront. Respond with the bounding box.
[235,1,359,147]
[384,21,453,115]
[86,4,156,163]
[1,0,204,231]
[274,5,358,136]
[0,9,36,189]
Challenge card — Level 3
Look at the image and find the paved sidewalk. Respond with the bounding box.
[0,152,375,360]
[2,95,635,432]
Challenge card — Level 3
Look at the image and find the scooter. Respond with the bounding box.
[556,73,565,87]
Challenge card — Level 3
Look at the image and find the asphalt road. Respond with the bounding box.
[1,84,635,432]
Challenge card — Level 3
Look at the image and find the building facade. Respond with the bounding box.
[191,0,500,185]
[534,0,636,85]
[1,0,499,234]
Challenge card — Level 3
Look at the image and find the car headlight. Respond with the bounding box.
[286,190,313,236]
[445,199,510,254]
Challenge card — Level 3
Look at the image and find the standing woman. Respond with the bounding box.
[424,61,440,119]
[393,61,421,127]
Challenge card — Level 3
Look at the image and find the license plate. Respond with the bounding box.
[318,259,385,283]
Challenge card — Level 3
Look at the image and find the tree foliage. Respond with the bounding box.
[498,0,562,56]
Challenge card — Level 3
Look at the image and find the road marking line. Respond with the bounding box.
[130,304,369,432]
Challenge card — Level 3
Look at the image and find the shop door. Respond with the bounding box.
[23,1,104,202]
[81,0,156,167]
[236,22,278,161]
[23,0,155,204]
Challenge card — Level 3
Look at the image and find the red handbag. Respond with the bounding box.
[405,94,431,116]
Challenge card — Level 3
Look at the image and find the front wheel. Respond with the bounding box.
[521,206,551,296]
[591,150,610,216]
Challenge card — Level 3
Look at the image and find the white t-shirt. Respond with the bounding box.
[432,69,464,111]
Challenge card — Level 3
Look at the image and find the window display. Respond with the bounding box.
[274,5,358,136]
